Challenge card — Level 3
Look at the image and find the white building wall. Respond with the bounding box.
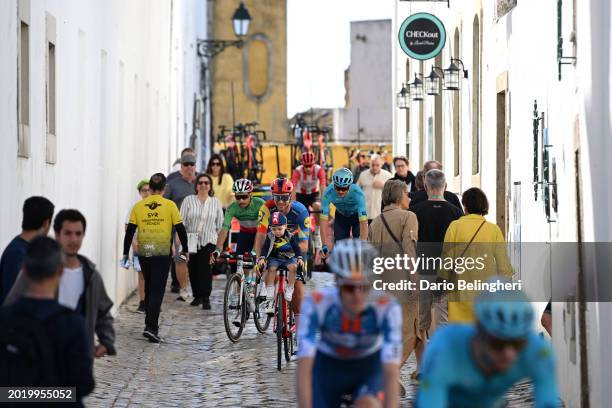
[393,0,612,405]
[342,20,392,143]
[0,0,205,310]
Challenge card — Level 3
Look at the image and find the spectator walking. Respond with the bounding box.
[167,147,196,183]
[390,156,417,192]
[410,169,463,378]
[0,196,54,304]
[368,179,420,396]
[180,174,223,310]
[439,187,513,322]
[125,179,150,313]
[409,160,462,210]
[165,153,198,299]
[356,154,392,223]
[206,154,234,209]
[5,210,116,358]
[123,173,189,343]
[0,237,94,405]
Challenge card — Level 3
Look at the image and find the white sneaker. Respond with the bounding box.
[264,299,275,316]
[285,286,294,303]
[314,233,322,250]
[177,288,190,302]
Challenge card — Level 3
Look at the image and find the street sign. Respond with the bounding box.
[398,13,446,60]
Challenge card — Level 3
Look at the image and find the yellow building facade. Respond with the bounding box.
[211,0,288,142]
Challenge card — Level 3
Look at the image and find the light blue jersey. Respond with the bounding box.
[416,325,559,408]
[320,184,368,221]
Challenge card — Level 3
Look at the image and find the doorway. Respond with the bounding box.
[496,90,508,238]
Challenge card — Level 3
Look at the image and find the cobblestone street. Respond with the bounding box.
[85,272,532,407]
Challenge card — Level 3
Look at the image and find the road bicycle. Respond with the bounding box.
[215,253,271,342]
[272,264,299,371]
[217,122,266,184]
[291,121,334,183]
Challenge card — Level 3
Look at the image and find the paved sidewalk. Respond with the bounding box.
[85,272,533,407]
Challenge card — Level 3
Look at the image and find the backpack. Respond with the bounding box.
[0,308,67,386]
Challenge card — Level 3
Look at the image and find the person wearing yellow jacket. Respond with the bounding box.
[438,187,513,322]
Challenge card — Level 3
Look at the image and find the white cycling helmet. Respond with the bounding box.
[232,178,254,194]
[328,239,378,285]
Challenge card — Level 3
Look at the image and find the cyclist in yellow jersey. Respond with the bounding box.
[122,173,189,343]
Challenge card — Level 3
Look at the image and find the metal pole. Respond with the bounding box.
[231,81,236,129]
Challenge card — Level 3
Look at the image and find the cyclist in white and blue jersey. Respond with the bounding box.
[296,239,401,408]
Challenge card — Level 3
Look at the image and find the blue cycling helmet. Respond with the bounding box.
[474,279,534,340]
[332,168,353,187]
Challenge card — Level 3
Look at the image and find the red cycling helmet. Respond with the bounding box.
[301,151,316,166]
[271,177,293,194]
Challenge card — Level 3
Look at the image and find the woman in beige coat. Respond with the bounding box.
[369,179,420,396]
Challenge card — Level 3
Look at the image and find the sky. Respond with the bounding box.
[287,0,394,117]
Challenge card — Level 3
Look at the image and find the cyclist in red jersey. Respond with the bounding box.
[291,152,326,249]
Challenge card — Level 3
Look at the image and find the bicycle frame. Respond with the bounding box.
[273,268,290,340]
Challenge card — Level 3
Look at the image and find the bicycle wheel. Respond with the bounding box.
[223,274,245,342]
[319,145,334,183]
[276,292,284,371]
[253,279,271,333]
[306,238,314,281]
[285,304,294,362]
[246,144,265,184]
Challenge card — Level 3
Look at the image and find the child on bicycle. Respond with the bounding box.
[257,212,304,315]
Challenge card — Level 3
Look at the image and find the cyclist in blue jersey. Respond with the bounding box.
[320,168,369,255]
[416,282,559,408]
[297,239,401,408]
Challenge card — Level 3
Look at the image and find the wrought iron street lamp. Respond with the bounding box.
[425,67,445,96]
[443,58,469,91]
[396,83,410,109]
[197,2,252,58]
[409,74,424,101]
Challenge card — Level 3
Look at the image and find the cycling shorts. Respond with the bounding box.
[235,231,256,255]
[333,211,361,240]
[313,351,383,408]
[267,257,297,269]
[296,192,320,209]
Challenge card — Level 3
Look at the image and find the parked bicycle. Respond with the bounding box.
[291,120,334,183]
[217,122,266,184]
[215,252,271,342]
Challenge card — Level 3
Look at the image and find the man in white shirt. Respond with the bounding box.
[357,154,392,223]
[4,209,116,357]
[54,209,116,357]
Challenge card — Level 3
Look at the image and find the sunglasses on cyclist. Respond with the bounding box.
[334,185,350,192]
[235,194,250,201]
[340,284,370,295]
[303,164,313,168]
[485,334,527,352]
[210,162,222,166]
[273,194,291,202]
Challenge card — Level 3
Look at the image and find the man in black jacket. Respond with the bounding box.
[409,160,462,210]
[4,209,116,357]
[0,237,94,405]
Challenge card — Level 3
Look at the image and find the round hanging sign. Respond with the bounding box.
[398,12,446,60]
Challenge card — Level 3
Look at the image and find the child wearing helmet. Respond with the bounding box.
[257,211,304,315]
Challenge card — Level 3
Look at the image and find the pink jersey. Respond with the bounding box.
[292,165,327,194]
